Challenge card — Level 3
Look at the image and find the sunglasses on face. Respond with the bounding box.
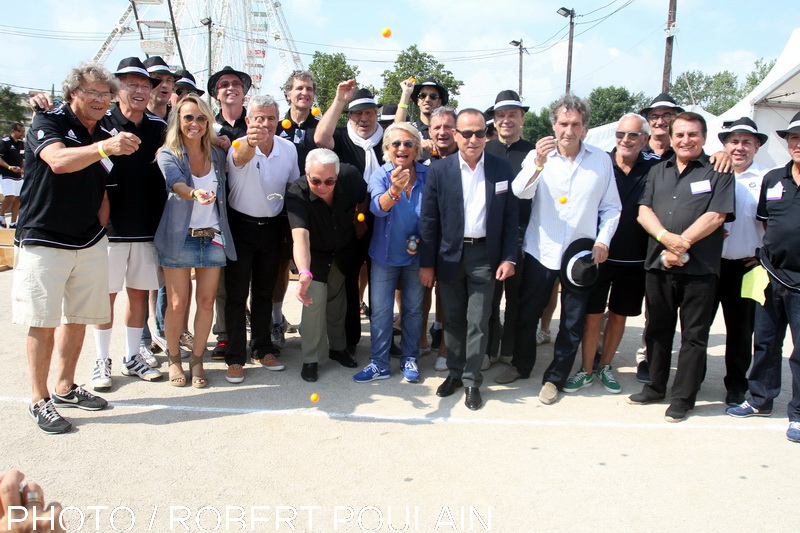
[175,88,199,97]
[418,92,440,100]
[309,178,336,187]
[649,112,674,122]
[181,114,208,124]
[217,80,243,90]
[391,140,415,148]
[456,129,487,139]
[615,130,643,140]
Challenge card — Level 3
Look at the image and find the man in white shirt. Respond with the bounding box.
[496,94,621,406]
[223,95,300,384]
[713,117,768,407]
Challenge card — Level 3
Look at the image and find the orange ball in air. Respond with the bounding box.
[409,77,416,83]
[231,140,241,149]
[311,107,321,117]
[310,393,319,403]
[559,196,568,204]
[382,28,392,38]
[357,213,365,222]
[281,119,292,129]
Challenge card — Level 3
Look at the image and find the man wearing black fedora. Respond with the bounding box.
[639,93,683,158]
[630,111,734,422]
[502,94,620,406]
[89,57,167,389]
[143,56,176,120]
[484,90,534,369]
[207,65,252,360]
[712,117,769,407]
[171,69,204,104]
[726,111,800,444]
[395,77,448,144]
[315,79,379,359]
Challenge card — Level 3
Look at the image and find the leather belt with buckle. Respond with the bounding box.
[188,228,218,238]
[463,237,486,244]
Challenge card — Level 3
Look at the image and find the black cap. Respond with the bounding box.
[486,89,529,117]
[560,238,599,293]
[207,66,252,98]
[115,57,160,88]
[411,78,449,106]
[718,117,768,145]
[639,93,684,117]
[348,88,379,111]
[776,111,800,139]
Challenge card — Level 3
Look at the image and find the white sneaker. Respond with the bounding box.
[536,328,551,345]
[434,356,448,372]
[139,344,161,368]
[481,354,493,371]
[91,358,112,391]
[179,330,194,351]
[121,354,163,382]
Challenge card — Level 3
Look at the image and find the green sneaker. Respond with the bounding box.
[595,365,621,394]
[563,369,593,393]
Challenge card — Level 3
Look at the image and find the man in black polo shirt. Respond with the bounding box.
[0,122,25,228]
[12,63,140,434]
[628,111,734,422]
[207,65,252,358]
[484,90,532,369]
[574,113,659,395]
[726,111,800,444]
[90,57,166,391]
[315,81,380,354]
[286,148,368,382]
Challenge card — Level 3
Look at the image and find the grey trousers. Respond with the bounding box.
[300,263,347,363]
[439,242,495,388]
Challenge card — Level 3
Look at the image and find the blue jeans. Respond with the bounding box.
[749,279,800,421]
[369,261,424,371]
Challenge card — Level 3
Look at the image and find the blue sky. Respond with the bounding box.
[1,0,796,112]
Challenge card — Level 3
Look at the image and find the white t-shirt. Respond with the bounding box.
[189,168,219,230]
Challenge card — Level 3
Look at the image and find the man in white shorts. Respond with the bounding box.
[13,62,140,434]
[0,122,25,228]
[90,58,169,389]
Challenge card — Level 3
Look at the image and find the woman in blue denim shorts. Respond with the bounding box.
[155,95,236,388]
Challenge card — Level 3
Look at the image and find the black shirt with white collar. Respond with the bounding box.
[757,161,800,290]
[103,106,167,241]
[16,104,111,249]
[216,106,247,140]
[0,135,24,179]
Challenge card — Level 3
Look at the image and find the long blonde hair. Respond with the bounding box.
[161,94,218,160]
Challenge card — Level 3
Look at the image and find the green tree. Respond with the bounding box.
[307,51,360,117]
[739,57,776,98]
[587,86,648,127]
[671,70,739,115]
[522,107,552,143]
[0,86,27,128]
[379,45,463,120]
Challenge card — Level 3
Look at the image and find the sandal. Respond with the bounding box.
[189,354,208,389]
[168,351,187,387]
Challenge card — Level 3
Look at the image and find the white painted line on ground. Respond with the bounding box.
[0,396,787,431]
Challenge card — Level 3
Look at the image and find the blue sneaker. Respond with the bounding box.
[787,422,800,443]
[402,358,420,383]
[353,362,390,383]
[726,400,772,418]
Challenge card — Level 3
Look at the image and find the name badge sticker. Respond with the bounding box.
[690,180,712,194]
[495,180,508,194]
[766,182,784,201]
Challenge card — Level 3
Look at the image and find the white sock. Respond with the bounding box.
[125,327,144,362]
[272,303,283,325]
[93,328,113,360]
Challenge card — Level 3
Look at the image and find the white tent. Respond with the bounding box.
[586,27,800,168]
[705,27,800,169]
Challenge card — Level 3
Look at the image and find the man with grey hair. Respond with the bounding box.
[222,94,300,384]
[286,148,368,382]
[568,112,660,395]
[13,63,140,433]
[497,94,621,406]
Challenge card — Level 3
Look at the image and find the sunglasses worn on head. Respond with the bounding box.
[217,80,243,89]
[456,129,487,139]
[309,178,336,186]
[418,92,440,100]
[615,130,643,140]
[391,140,415,148]
[181,114,208,124]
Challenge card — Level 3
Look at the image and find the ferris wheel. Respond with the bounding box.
[94,0,304,96]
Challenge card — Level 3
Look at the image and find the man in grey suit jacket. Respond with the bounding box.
[419,108,518,410]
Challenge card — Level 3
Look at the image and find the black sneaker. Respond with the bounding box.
[29,398,72,434]
[635,360,651,384]
[665,404,690,423]
[430,324,443,351]
[52,384,108,411]
[626,391,664,405]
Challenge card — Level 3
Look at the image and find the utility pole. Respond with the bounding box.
[557,7,576,94]
[662,0,677,93]
[510,39,526,97]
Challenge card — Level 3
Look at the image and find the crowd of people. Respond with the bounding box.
[5,55,800,443]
